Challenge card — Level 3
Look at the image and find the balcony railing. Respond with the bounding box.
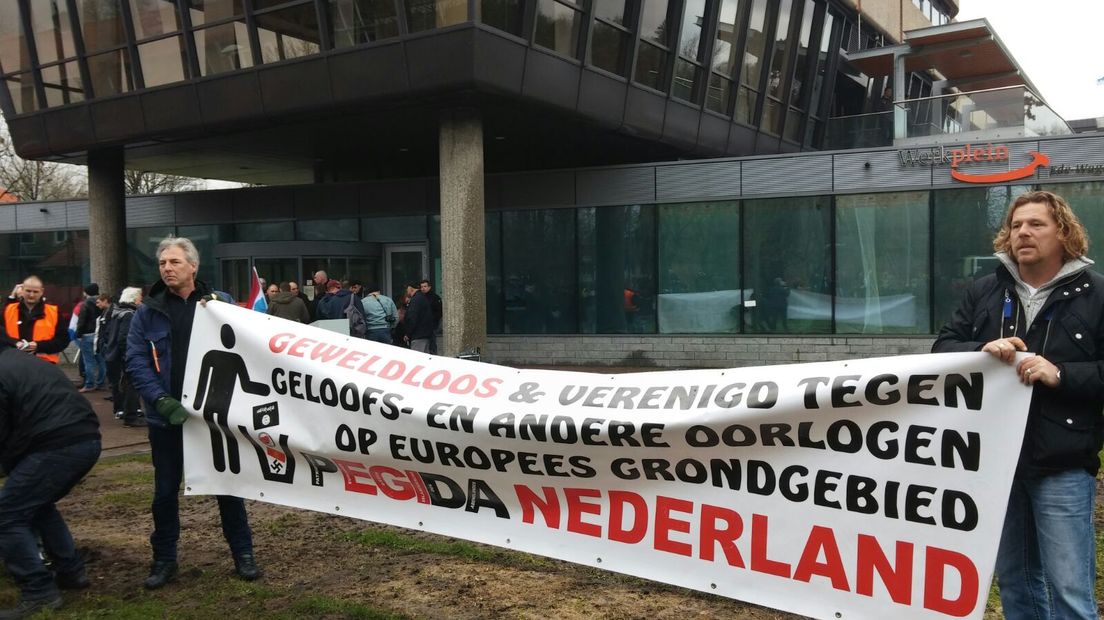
[825,86,1072,150]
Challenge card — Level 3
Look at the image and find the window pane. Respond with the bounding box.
[735,84,756,123]
[534,0,581,58]
[0,5,33,74]
[4,73,38,114]
[633,41,666,90]
[87,49,135,96]
[783,107,801,141]
[578,205,657,334]
[639,0,669,46]
[187,0,245,26]
[127,226,175,285]
[234,221,294,242]
[761,97,781,133]
[658,202,740,333]
[138,35,186,87]
[745,196,831,333]
[485,212,503,334]
[672,58,698,101]
[330,0,400,45]
[178,224,232,287]
[807,11,833,118]
[1043,182,1104,263]
[931,187,1012,330]
[766,0,792,99]
[593,0,628,25]
[76,0,127,53]
[710,0,739,76]
[41,61,83,106]
[361,215,427,241]
[678,0,705,60]
[29,0,78,63]
[194,21,252,75]
[590,20,628,76]
[129,0,180,40]
[740,0,767,87]
[836,192,930,334]
[481,0,524,36]
[789,0,814,105]
[297,218,360,241]
[14,230,89,305]
[502,210,576,333]
[705,72,730,114]
[256,5,321,64]
[404,0,468,32]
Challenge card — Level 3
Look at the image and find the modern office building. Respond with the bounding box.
[0,0,1101,366]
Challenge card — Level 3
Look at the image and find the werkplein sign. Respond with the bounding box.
[898,143,1049,184]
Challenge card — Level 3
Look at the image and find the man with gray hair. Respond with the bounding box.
[126,237,261,590]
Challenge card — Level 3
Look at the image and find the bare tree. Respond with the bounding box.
[123,169,201,195]
[0,126,87,201]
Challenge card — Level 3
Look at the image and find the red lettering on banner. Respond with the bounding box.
[269,333,295,353]
[515,485,561,527]
[654,496,694,557]
[699,504,744,567]
[311,343,347,362]
[356,355,382,374]
[923,547,978,617]
[793,525,850,591]
[336,350,365,369]
[334,459,378,495]
[369,466,417,501]
[857,534,913,604]
[607,490,648,544]
[287,337,315,358]
[751,514,791,578]
[564,488,603,537]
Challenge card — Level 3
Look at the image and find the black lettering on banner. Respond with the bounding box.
[335,424,377,454]
[467,479,509,518]
[301,452,338,487]
[509,382,545,404]
[421,473,466,508]
[426,403,477,433]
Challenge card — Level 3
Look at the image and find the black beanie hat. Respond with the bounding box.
[84,283,99,296]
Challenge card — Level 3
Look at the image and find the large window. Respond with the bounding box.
[127,226,176,285]
[297,218,360,241]
[705,0,740,114]
[783,0,816,142]
[502,209,576,333]
[760,0,794,135]
[190,1,253,76]
[34,0,82,105]
[405,0,468,33]
[671,0,706,102]
[329,0,401,45]
[130,0,188,88]
[1043,182,1104,265]
[836,192,930,334]
[579,205,657,334]
[589,0,632,76]
[745,196,831,333]
[254,1,322,64]
[658,202,740,333]
[734,0,765,124]
[534,0,584,58]
[803,9,833,146]
[633,0,672,91]
[481,0,524,36]
[486,212,503,334]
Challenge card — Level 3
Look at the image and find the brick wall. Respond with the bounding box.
[484,335,937,368]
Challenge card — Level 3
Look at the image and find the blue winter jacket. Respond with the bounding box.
[126,279,212,427]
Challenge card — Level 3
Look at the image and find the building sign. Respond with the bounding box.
[898,143,1049,184]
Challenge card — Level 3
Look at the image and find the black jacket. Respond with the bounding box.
[404,291,436,340]
[933,265,1104,475]
[75,296,101,336]
[101,303,137,363]
[0,347,100,471]
[1,298,69,354]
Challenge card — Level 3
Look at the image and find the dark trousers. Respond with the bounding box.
[119,373,142,423]
[0,439,101,601]
[148,424,253,562]
[105,358,123,405]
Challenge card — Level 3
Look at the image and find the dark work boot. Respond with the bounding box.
[55,567,90,590]
[233,554,262,581]
[143,560,178,589]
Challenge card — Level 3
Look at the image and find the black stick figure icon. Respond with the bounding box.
[193,324,271,473]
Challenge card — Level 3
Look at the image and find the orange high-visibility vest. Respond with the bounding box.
[4,302,59,364]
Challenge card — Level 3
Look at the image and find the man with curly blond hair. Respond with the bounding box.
[933,191,1103,619]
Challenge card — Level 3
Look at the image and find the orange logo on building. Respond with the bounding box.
[949,143,1049,183]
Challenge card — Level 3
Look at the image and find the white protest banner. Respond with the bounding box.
[181,302,1031,620]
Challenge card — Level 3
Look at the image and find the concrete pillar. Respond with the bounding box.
[438,109,486,358]
[87,147,127,296]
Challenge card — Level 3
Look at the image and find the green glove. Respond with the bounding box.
[155,396,190,425]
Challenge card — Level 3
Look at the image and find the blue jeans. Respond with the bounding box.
[366,328,391,344]
[995,469,1097,620]
[77,334,106,388]
[148,424,253,562]
[0,439,101,601]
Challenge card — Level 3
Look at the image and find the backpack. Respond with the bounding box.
[344,295,368,338]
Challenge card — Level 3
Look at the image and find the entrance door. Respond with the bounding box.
[385,244,428,305]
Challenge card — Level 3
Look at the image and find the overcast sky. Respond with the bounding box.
[955,0,1103,121]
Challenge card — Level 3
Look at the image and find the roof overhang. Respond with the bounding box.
[845,18,1046,100]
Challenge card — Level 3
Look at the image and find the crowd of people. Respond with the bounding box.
[0,190,1101,618]
[262,273,442,352]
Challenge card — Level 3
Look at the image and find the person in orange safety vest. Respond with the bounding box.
[2,276,69,364]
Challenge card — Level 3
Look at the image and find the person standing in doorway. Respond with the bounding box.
[418,279,442,354]
[403,283,434,353]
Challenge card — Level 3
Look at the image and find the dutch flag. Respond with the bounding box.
[248,267,268,313]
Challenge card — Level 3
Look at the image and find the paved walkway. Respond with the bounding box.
[63,365,150,459]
